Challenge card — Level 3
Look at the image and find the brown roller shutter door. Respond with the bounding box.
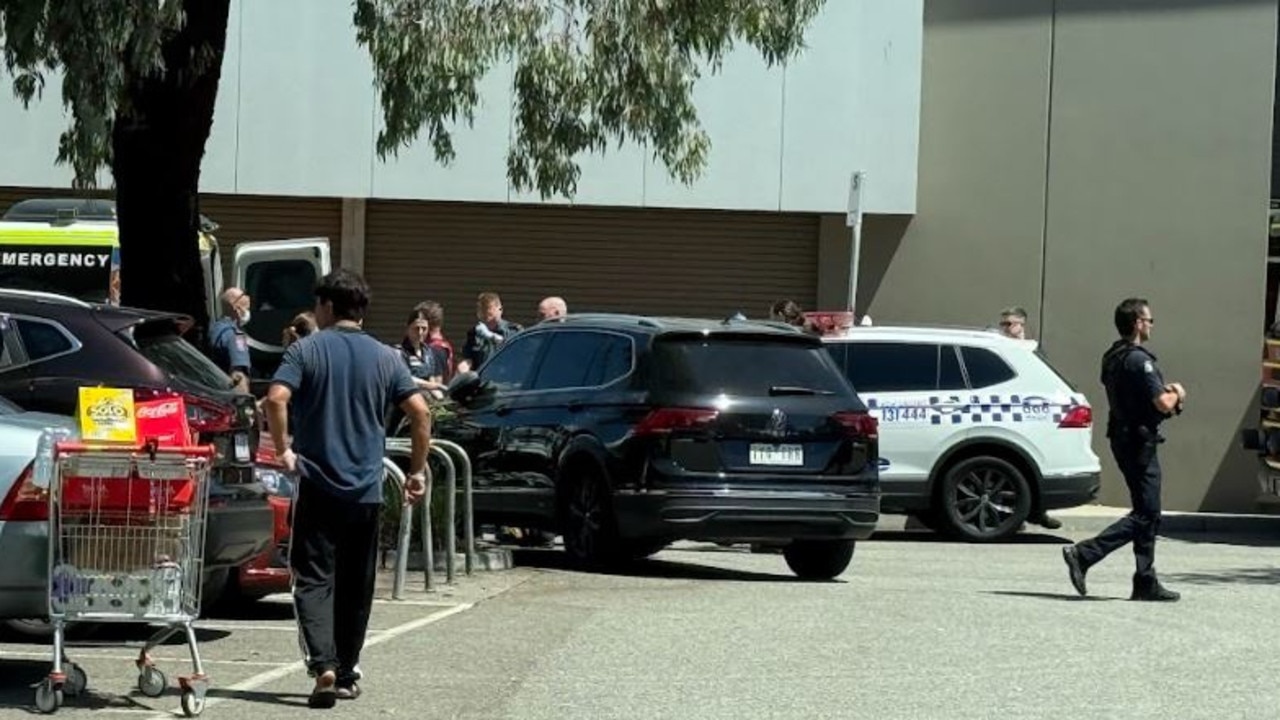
[363,201,819,344]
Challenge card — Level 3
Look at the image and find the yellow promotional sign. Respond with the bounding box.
[77,387,137,443]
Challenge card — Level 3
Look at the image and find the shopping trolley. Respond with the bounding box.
[33,439,215,716]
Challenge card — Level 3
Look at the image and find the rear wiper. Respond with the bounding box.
[768,386,834,396]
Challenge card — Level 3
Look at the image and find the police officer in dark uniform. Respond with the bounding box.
[1062,298,1185,602]
[210,287,253,393]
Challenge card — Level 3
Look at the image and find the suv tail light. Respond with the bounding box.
[0,463,46,522]
[134,388,236,434]
[1058,405,1093,429]
[833,411,879,441]
[634,408,719,436]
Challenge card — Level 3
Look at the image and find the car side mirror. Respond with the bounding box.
[447,371,487,404]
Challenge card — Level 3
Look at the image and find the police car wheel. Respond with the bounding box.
[939,456,1032,542]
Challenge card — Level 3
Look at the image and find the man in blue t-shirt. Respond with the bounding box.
[263,269,431,708]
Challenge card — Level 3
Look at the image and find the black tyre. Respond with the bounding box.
[939,456,1032,542]
[621,538,669,561]
[560,462,620,566]
[783,540,856,580]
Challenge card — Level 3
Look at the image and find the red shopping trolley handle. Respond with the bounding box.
[55,441,215,459]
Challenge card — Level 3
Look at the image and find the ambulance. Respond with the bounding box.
[0,197,330,377]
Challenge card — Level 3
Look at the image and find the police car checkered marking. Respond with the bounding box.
[868,393,1075,425]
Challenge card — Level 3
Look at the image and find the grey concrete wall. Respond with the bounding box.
[859,0,1278,511]
[861,0,1054,334]
[1040,0,1276,511]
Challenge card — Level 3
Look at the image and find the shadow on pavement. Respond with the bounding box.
[0,623,231,647]
[512,548,835,584]
[0,659,154,712]
[205,688,312,708]
[1161,530,1280,548]
[204,598,296,622]
[869,530,1071,545]
[1160,566,1280,585]
[983,590,1118,602]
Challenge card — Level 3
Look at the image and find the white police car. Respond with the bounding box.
[822,325,1101,541]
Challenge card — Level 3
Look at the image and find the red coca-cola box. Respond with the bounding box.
[134,396,193,447]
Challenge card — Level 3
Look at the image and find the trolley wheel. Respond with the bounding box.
[34,679,62,714]
[63,664,88,697]
[137,666,167,698]
[180,689,205,717]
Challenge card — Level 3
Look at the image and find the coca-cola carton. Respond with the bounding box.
[134,395,193,447]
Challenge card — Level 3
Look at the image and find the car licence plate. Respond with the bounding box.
[749,443,804,466]
[234,432,250,463]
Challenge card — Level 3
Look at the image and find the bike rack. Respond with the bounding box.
[383,438,475,600]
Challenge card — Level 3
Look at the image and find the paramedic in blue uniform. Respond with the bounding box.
[210,287,253,392]
[1062,298,1184,602]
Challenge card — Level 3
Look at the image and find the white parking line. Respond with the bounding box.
[144,602,473,718]
[371,597,462,607]
[194,623,303,633]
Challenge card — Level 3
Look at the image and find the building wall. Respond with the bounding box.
[0,0,924,215]
[856,0,1277,511]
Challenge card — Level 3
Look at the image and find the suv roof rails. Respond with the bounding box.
[0,288,93,308]
[558,313,664,329]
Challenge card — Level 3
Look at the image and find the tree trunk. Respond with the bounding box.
[113,0,231,349]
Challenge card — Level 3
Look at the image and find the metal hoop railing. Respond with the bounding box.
[383,438,475,599]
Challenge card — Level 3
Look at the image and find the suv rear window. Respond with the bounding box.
[652,336,853,398]
[960,346,1017,388]
[123,321,231,391]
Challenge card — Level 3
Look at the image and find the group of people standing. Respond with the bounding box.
[389,292,569,398]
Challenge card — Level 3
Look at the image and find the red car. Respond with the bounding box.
[210,448,293,607]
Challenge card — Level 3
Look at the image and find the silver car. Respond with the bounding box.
[0,396,77,636]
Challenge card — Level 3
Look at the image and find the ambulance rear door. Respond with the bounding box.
[232,238,331,373]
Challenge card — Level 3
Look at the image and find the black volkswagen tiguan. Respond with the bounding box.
[435,313,881,580]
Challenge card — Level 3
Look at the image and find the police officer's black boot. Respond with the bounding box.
[1130,575,1180,602]
[1062,545,1088,596]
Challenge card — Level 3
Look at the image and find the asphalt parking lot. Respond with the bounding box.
[2,523,1279,719]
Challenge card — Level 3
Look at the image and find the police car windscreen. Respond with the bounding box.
[0,245,113,302]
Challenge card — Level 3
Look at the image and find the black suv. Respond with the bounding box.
[435,313,881,580]
[0,289,273,590]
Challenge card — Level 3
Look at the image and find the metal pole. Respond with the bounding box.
[848,215,863,314]
[381,457,410,601]
[420,468,434,593]
[846,171,866,315]
[432,439,475,575]
[429,446,457,585]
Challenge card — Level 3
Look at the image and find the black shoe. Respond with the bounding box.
[308,671,338,709]
[1131,580,1180,602]
[1036,514,1063,530]
[1062,546,1088,596]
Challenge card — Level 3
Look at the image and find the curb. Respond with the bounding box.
[1053,511,1280,537]
[879,510,1280,538]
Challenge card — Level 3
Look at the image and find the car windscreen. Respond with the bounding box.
[121,320,231,392]
[652,335,855,398]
